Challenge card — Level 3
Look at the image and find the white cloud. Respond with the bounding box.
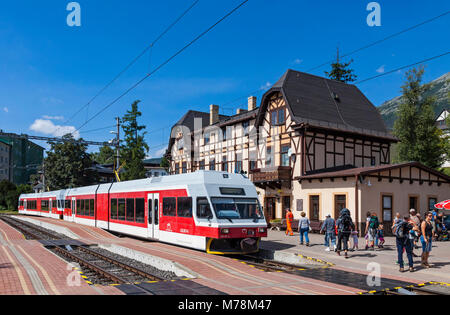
[376,65,386,74]
[42,115,65,121]
[29,119,80,139]
[3,107,8,113]
[41,97,64,106]
[293,58,303,65]
[260,82,272,91]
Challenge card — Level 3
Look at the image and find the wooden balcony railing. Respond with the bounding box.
[250,166,292,183]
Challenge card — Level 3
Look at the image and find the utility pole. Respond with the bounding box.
[42,160,46,192]
[116,117,120,173]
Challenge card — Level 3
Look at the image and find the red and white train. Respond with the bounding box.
[18,171,268,254]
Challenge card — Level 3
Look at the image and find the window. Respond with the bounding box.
[154,199,159,225]
[182,162,187,174]
[382,195,393,222]
[211,198,264,220]
[199,160,205,170]
[222,156,228,172]
[177,197,193,218]
[41,200,49,211]
[281,145,290,167]
[309,195,320,221]
[118,199,126,221]
[126,199,135,222]
[210,159,215,171]
[220,187,245,196]
[111,199,117,220]
[409,196,418,211]
[235,154,243,173]
[197,197,213,219]
[428,198,437,211]
[266,147,273,167]
[271,108,285,126]
[135,199,145,223]
[65,200,71,209]
[175,163,180,175]
[222,127,227,141]
[90,199,95,217]
[204,133,210,145]
[242,121,249,136]
[163,197,176,217]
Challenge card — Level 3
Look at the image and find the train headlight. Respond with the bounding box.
[258,228,266,233]
[247,230,255,236]
[221,228,230,234]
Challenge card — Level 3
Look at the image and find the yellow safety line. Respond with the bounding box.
[0,246,31,295]
[16,245,61,295]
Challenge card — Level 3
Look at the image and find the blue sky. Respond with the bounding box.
[0,0,449,157]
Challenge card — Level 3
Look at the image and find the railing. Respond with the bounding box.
[250,166,292,182]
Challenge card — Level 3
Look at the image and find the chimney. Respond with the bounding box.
[210,104,219,125]
[248,96,257,111]
[236,109,248,115]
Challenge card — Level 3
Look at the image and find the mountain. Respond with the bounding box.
[378,72,450,129]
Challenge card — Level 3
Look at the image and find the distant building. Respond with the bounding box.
[0,139,11,181]
[143,158,168,178]
[0,135,44,185]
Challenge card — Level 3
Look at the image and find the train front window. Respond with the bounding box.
[211,198,264,220]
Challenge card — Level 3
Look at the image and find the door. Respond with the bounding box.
[264,198,276,222]
[147,193,160,239]
[334,195,347,219]
[71,198,76,222]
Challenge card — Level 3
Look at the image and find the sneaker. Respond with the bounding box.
[409,267,415,272]
[345,252,349,259]
[399,267,405,272]
[325,247,330,252]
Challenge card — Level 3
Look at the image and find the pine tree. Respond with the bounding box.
[393,67,445,169]
[92,145,115,165]
[120,100,149,181]
[324,48,357,83]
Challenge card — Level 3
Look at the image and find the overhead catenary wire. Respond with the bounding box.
[355,51,450,84]
[72,0,250,136]
[63,0,201,126]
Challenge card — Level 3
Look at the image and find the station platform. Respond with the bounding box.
[2,215,449,295]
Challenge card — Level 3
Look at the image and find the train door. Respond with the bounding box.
[71,197,76,222]
[147,193,160,240]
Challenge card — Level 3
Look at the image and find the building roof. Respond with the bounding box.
[143,158,162,166]
[258,69,395,140]
[0,138,11,146]
[295,162,450,182]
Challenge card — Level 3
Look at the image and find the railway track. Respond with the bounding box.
[0,215,171,288]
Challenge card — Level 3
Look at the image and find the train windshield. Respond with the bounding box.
[211,198,264,220]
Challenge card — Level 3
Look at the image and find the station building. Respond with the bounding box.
[167,69,450,233]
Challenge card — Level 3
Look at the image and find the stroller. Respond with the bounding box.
[436,215,449,242]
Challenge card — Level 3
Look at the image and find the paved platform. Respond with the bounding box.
[5,215,448,295]
[261,230,450,286]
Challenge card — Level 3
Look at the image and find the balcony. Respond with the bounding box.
[250,166,292,189]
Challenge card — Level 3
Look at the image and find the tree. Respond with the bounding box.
[324,48,357,83]
[160,149,171,172]
[393,67,446,169]
[44,134,97,190]
[120,101,149,181]
[92,145,115,165]
[0,180,16,209]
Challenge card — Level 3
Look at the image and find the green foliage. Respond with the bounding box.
[120,101,149,181]
[92,145,115,165]
[45,134,98,190]
[393,67,446,169]
[160,149,170,171]
[0,180,32,210]
[324,52,357,83]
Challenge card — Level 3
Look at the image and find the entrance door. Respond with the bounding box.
[334,195,347,219]
[264,198,276,222]
[147,194,160,240]
[71,198,76,222]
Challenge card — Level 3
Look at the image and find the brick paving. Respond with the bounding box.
[4,216,444,295]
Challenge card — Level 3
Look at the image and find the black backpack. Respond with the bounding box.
[340,214,353,232]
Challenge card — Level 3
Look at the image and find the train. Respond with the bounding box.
[18,171,268,254]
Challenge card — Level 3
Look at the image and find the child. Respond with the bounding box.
[351,229,359,251]
[377,224,385,248]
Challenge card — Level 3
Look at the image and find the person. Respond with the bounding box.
[431,209,438,240]
[377,224,385,248]
[393,212,402,225]
[420,212,433,268]
[285,209,294,236]
[351,228,359,251]
[364,211,372,250]
[298,212,311,246]
[336,208,354,259]
[320,214,336,252]
[393,216,415,272]
[409,209,421,250]
[365,212,379,251]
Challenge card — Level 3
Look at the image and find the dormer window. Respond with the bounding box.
[271,108,285,126]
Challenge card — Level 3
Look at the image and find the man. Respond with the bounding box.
[320,214,336,252]
[336,208,354,259]
[365,212,379,251]
[393,216,416,272]
[409,209,421,250]
[285,209,294,236]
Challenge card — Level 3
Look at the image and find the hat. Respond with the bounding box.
[326,214,331,217]
[409,209,416,213]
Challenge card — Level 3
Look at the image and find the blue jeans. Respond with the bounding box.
[396,237,414,268]
[324,232,336,248]
[300,228,310,244]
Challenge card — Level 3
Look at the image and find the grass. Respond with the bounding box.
[0,210,18,215]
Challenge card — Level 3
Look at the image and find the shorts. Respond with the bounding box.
[368,228,377,242]
[421,236,432,253]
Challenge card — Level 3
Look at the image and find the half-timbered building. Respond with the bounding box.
[168,69,450,233]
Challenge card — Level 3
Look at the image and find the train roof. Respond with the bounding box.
[20,171,255,199]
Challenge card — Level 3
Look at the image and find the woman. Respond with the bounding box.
[298,212,311,246]
[364,211,372,250]
[421,212,433,268]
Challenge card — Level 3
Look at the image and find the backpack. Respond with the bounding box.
[369,216,379,229]
[393,220,406,238]
[339,214,353,232]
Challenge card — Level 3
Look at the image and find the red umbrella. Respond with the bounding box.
[434,200,450,210]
